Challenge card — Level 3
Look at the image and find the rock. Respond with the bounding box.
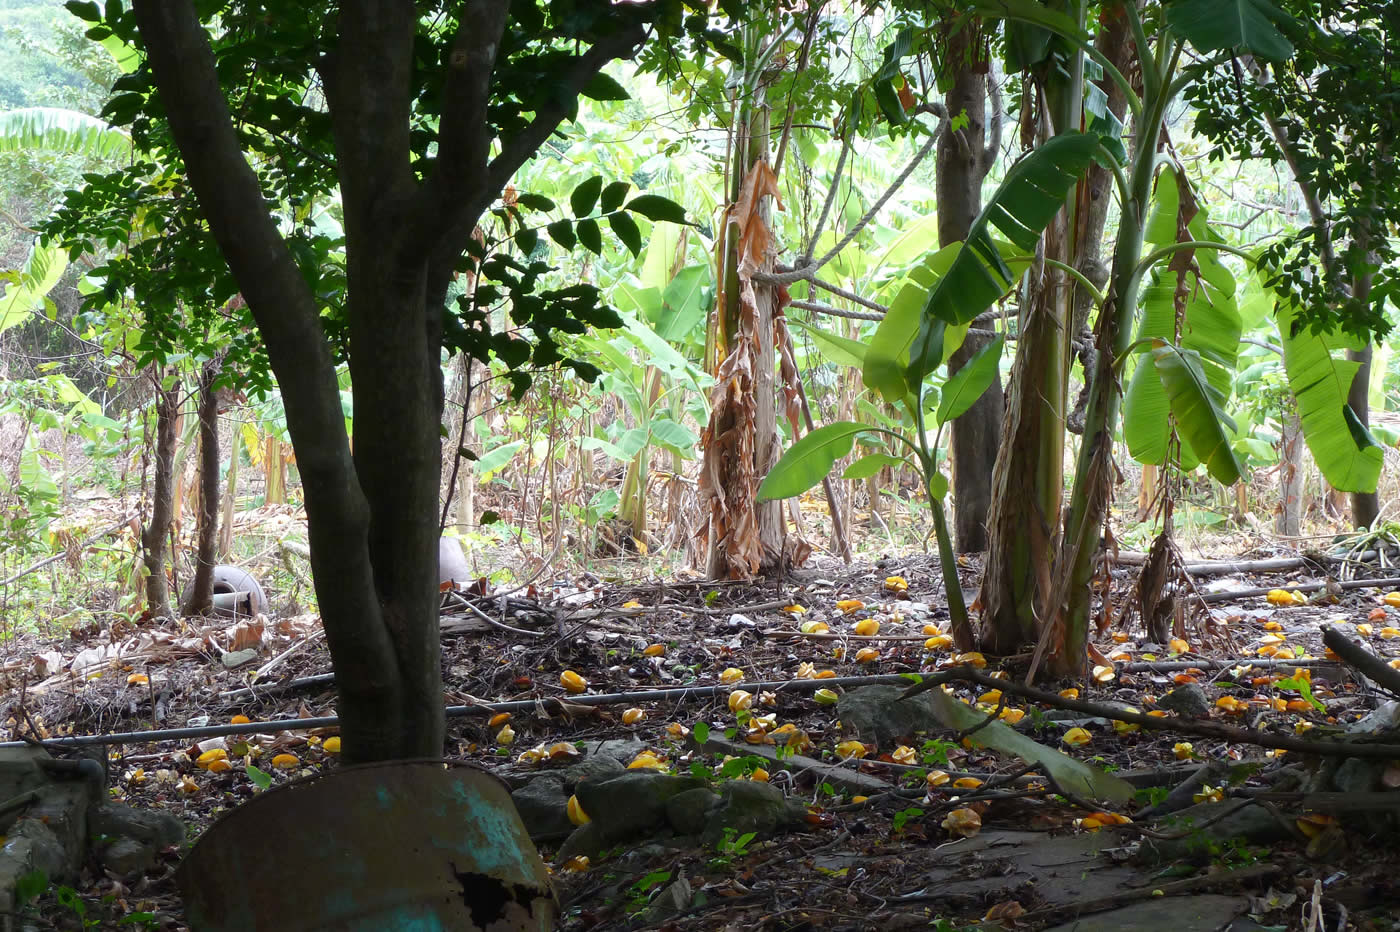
[1157,683,1211,719]
[1332,758,1381,795]
[510,775,574,842]
[554,821,606,863]
[837,685,944,749]
[574,772,708,843]
[727,614,756,629]
[586,738,649,764]
[562,755,625,790]
[90,803,185,848]
[98,837,159,877]
[639,875,693,925]
[1040,894,1248,932]
[221,649,259,669]
[1140,801,1293,863]
[699,780,808,847]
[665,787,722,836]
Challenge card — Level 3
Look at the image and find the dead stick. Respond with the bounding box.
[901,665,1400,759]
[1203,575,1400,603]
[1321,625,1400,693]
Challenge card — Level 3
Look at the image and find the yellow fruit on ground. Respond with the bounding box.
[622,707,645,725]
[567,795,590,825]
[854,619,881,636]
[560,670,588,693]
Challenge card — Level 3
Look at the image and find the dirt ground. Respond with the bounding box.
[4,517,1400,930]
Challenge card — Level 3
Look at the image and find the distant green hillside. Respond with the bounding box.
[0,0,107,110]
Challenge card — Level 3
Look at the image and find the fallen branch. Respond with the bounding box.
[1320,625,1400,694]
[1202,574,1400,604]
[900,665,1400,759]
[1114,550,1378,575]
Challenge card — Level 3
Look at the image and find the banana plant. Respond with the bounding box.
[758,323,1004,646]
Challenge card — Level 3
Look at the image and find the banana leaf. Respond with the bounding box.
[1275,300,1383,493]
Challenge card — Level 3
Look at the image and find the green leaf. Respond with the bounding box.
[246,764,273,790]
[626,194,688,225]
[915,684,1134,804]
[842,453,906,480]
[929,471,949,500]
[1165,0,1295,61]
[581,72,630,101]
[609,211,642,257]
[514,192,555,212]
[655,265,711,341]
[475,439,523,478]
[862,243,961,402]
[936,336,1004,425]
[577,218,603,255]
[1276,299,1384,492]
[788,320,867,368]
[924,132,1100,328]
[600,181,631,213]
[650,418,698,453]
[1149,342,1244,485]
[546,219,576,250]
[757,421,868,501]
[514,227,538,256]
[0,107,131,160]
[571,176,603,218]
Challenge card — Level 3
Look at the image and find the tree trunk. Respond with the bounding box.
[938,16,1002,554]
[142,375,180,620]
[218,407,239,560]
[1276,408,1303,537]
[132,0,643,763]
[182,358,222,616]
[701,79,784,577]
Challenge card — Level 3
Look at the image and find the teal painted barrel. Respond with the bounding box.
[178,761,556,931]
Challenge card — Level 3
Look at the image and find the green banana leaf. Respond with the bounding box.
[1165,0,1296,61]
[842,453,908,480]
[757,421,869,501]
[789,319,868,368]
[1149,341,1244,485]
[911,132,1100,386]
[919,684,1134,804]
[1275,300,1383,493]
[935,336,1005,426]
[0,107,132,160]
[1123,169,1241,471]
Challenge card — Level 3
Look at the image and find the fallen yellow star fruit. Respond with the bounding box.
[1062,727,1092,746]
[854,619,881,636]
[567,795,590,825]
[560,670,588,693]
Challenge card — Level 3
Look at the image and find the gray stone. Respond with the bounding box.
[1140,801,1293,863]
[98,837,159,877]
[1332,758,1381,795]
[1040,894,1248,932]
[510,775,574,842]
[639,875,693,925]
[221,648,259,669]
[1157,683,1211,719]
[562,754,625,790]
[554,821,606,863]
[665,787,721,836]
[586,738,649,764]
[0,747,50,800]
[699,780,807,847]
[574,772,707,843]
[90,803,185,848]
[837,685,943,749]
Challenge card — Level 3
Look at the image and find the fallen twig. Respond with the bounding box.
[900,665,1400,759]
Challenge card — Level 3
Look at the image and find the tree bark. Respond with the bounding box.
[1276,408,1303,537]
[937,17,1002,554]
[1346,345,1380,529]
[182,358,222,616]
[142,375,180,620]
[131,0,647,763]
